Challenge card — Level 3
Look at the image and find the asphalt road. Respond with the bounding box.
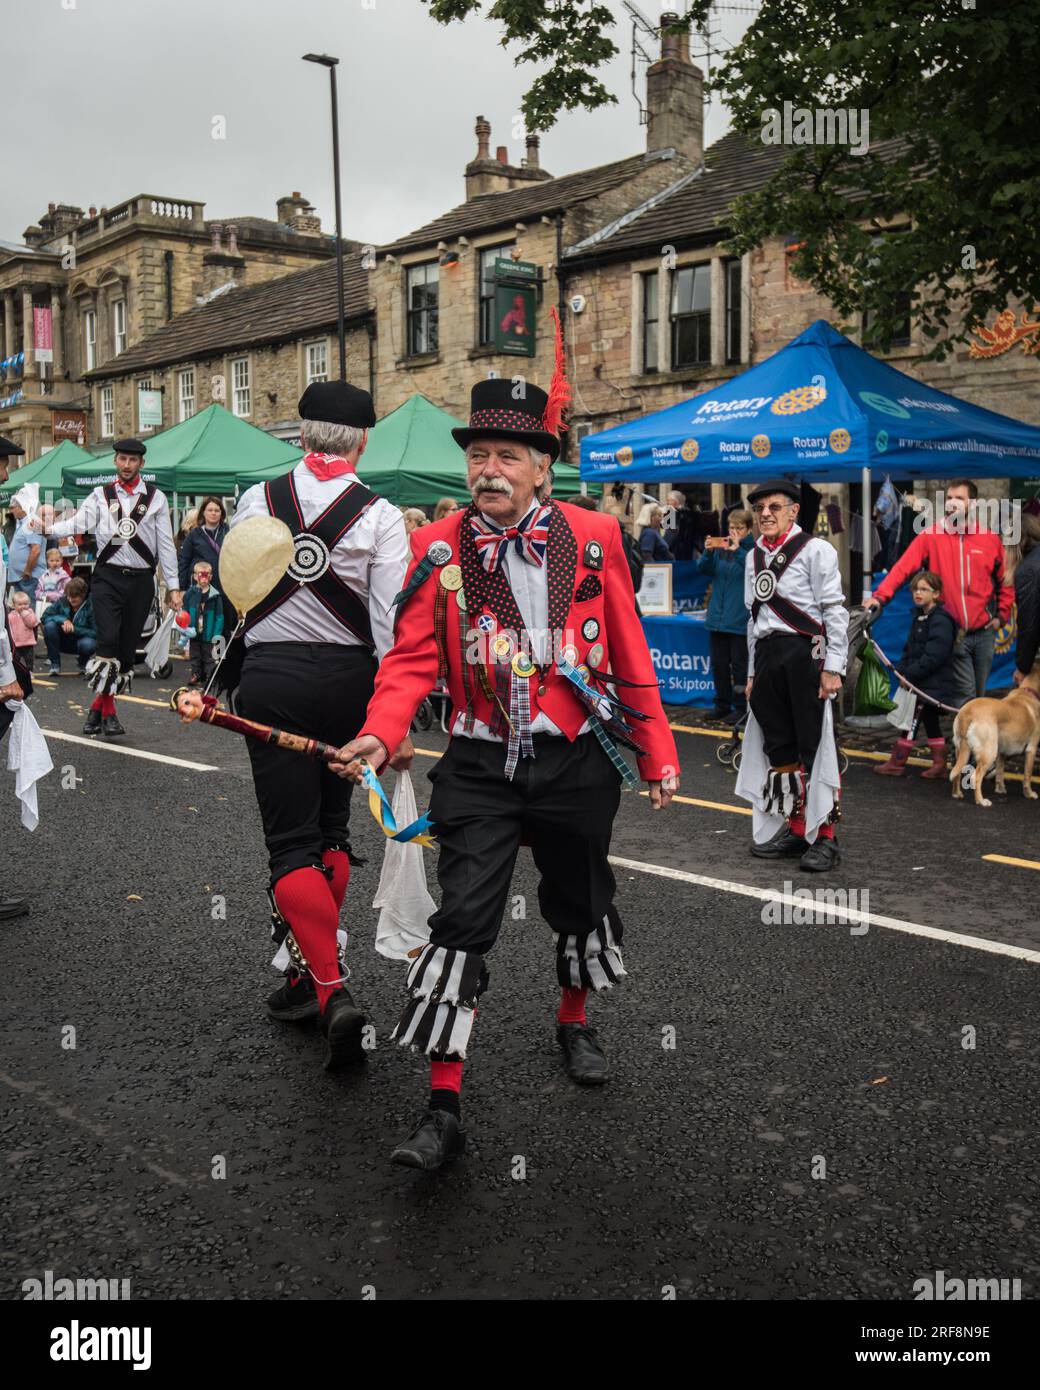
[3,663,1039,1301]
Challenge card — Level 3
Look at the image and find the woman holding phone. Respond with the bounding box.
[698,508,754,721]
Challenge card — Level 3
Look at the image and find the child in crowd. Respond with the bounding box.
[698,508,754,721]
[184,560,225,687]
[36,549,70,610]
[875,570,957,778]
[42,577,97,675]
[7,590,39,671]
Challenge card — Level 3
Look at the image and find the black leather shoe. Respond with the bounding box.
[319,988,367,1069]
[83,708,102,736]
[390,1109,466,1171]
[750,825,808,859]
[800,837,841,872]
[556,1022,609,1086]
[0,897,29,921]
[266,971,320,1023]
[102,714,126,738]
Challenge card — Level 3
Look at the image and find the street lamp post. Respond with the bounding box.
[303,52,346,381]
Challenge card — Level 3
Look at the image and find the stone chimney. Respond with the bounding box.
[292,205,322,236]
[200,221,245,299]
[646,12,704,164]
[34,203,86,244]
[465,115,553,199]
[276,191,309,225]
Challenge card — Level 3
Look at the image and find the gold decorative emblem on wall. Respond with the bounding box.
[968,309,1040,359]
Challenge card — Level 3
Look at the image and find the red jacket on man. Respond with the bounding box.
[873,524,1013,632]
[359,501,679,782]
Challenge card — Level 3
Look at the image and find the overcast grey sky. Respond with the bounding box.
[5,0,749,247]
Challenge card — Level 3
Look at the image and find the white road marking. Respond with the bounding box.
[609,855,1040,967]
[41,729,218,772]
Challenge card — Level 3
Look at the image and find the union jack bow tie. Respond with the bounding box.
[471,503,551,573]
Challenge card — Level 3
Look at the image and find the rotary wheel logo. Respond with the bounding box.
[751,434,771,458]
[116,517,138,540]
[680,438,699,463]
[829,428,851,454]
[770,384,827,416]
[615,446,633,467]
[996,610,1017,655]
[288,532,331,584]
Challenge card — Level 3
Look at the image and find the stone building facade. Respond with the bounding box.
[0,190,343,459]
[81,257,372,447]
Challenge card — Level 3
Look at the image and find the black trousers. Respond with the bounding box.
[91,566,155,672]
[750,634,825,767]
[238,642,376,884]
[708,629,748,712]
[190,638,215,683]
[909,698,943,741]
[425,733,623,957]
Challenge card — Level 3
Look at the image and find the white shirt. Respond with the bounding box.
[232,461,409,661]
[745,523,849,677]
[48,478,180,590]
[451,503,595,743]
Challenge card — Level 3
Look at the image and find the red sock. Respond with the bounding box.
[557,986,588,1025]
[430,1060,463,1094]
[817,822,835,841]
[273,866,342,1012]
[322,849,350,913]
[91,694,104,712]
[789,812,807,837]
[102,694,116,717]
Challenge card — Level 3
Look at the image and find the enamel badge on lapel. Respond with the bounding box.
[477,614,495,633]
[583,540,604,571]
[440,564,463,591]
[582,617,600,642]
[587,642,604,668]
[389,539,453,612]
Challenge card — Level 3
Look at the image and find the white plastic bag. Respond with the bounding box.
[372,771,435,961]
[885,684,917,733]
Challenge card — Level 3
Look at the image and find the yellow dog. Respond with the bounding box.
[950,663,1040,807]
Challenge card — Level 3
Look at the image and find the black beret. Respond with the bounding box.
[747,478,800,505]
[112,437,147,456]
[298,380,376,429]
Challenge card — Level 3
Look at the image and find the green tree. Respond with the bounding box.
[424,0,1040,357]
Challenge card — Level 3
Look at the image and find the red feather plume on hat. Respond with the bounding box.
[540,305,571,440]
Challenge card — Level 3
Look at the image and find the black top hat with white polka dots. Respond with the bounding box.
[451,379,561,462]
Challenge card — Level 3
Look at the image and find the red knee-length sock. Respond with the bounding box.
[789,812,834,840]
[322,848,351,913]
[557,986,588,1025]
[91,693,116,715]
[430,1059,464,1115]
[273,867,342,1012]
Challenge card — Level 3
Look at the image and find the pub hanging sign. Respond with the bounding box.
[493,258,538,358]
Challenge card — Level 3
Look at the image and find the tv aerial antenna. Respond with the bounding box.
[622,2,719,119]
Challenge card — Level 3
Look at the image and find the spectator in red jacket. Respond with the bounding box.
[865,479,1013,706]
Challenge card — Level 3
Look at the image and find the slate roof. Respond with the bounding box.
[564,130,908,262]
[382,149,683,254]
[85,256,371,380]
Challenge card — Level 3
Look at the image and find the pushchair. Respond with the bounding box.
[410,680,453,734]
[133,578,173,680]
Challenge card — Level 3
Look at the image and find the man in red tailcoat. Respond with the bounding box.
[332,326,680,1171]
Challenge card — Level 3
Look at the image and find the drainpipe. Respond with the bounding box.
[164,251,174,320]
[554,210,571,466]
[366,314,376,403]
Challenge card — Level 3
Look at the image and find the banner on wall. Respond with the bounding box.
[33,307,53,363]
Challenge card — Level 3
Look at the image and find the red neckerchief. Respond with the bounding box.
[303,451,354,482]
[117,477,141,495]
[761,526,793,553]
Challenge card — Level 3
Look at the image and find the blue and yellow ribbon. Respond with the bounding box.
[361,763,436,847]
